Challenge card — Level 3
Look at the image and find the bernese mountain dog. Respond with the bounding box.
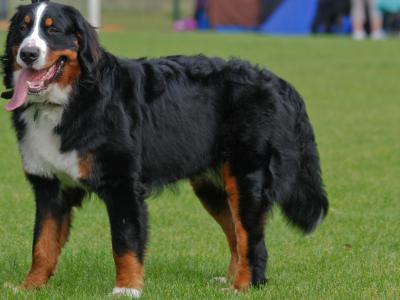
[2,0,328,297]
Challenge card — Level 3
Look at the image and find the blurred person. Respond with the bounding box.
[352,0,384,40]
[312,0,351,33]
[376,0,400,35]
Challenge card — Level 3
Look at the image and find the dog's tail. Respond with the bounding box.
[263,79,328,234]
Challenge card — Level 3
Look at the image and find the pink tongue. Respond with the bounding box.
[5,67,57,111]
[5,68,50,112]
[5,69,35,112]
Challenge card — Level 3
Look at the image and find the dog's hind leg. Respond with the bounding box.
[222,162,270,291]
[191,173,238,282]
[22,176,85,289]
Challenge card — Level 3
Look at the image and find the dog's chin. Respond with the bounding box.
[28,81,72,107]
[28,83,56,102]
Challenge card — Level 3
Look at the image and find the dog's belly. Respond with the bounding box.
[19,105,80,183]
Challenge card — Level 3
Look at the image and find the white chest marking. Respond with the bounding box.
[20,105,80,182]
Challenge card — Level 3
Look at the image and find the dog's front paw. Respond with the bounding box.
[112,287,142,298]
[210,276,228,284]
[3,282,22,294]
[21,276,48,290]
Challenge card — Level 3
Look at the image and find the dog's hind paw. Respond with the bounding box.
[112,287,141,298]
[221,287,240,294]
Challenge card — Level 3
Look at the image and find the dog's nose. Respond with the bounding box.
[20,47,40,65]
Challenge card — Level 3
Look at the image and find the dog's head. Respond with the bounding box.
[3,0,101,110]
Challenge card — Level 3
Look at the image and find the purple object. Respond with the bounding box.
[173,19,198,32]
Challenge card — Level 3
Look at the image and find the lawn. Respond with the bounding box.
[0,21,399,300]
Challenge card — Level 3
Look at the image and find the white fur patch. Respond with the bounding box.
[19,104,79,183]
[31,83,72,107]
[17,3,48,70]
[211,276,228,284]
[112,287,141,298]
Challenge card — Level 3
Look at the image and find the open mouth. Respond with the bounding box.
[4,57,67,111]
[27,57,66,94]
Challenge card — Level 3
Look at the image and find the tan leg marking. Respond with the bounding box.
[113,251,144,289]
[22,217,65,289]
[223,163,251,291]
[203,202,238,279]
[78,153,93,179]
[190,179,239,280]
[58,214,71,249]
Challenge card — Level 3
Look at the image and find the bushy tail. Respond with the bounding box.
[264,80,328,234]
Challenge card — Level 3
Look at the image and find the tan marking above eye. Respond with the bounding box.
[24,15,31,24]
[45,18,53,28]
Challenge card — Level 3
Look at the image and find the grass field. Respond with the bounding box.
[0,20,399,300]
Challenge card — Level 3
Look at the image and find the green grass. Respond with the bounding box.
[0,29,399,299]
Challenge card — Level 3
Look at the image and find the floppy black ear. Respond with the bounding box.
[65,6,102,84]
[2,13,20,89]
[31,0,50,3]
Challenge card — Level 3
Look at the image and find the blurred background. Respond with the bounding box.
[0,0,400,37]
[0,0,191,33]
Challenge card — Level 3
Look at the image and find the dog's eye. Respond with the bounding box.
[47,26,62,35]
[19,24,28,34]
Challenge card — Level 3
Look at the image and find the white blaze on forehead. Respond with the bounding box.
[17,3,48,70]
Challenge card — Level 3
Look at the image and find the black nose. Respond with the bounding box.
[20,47,40,65]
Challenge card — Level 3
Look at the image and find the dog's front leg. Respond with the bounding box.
[101,181,148,298]
[22,176,81,289]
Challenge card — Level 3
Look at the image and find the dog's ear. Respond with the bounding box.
[65,6,102,84]
[31,0,50,3]
[2,12,20,89]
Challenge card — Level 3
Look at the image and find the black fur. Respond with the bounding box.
[3,1,328,291]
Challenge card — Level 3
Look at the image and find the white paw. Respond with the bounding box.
[112,287,141,298]
[211,276,228,284]
[3,282,21,294]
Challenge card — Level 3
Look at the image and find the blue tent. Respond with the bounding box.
[198,0,349,35]
[259,0,319,35]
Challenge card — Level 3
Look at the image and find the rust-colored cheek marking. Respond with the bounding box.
[78,153,93,179]
[24,15,31,24]
[12,46,21,70]
[190,180,238,280]
[45,49,81,87]
[45,18,53,28]
[223,163,251,291]
[113,251,144,289]
[46,49,78,66]
[22,217,62,289]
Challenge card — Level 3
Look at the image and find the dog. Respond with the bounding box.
[2,0,328,297]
